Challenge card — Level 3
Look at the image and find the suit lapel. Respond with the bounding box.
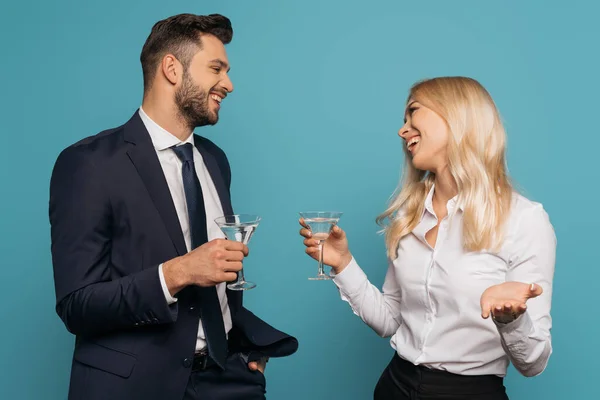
[123,114,241,311]
[123,112,188,257]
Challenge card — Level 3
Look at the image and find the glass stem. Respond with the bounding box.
[318,241,325,276]
[238,267,245,284]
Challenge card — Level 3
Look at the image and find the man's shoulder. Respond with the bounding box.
[55,119,131,167]
[70,124,126,153]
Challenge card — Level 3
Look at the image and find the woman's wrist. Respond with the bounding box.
[333,253,353,274]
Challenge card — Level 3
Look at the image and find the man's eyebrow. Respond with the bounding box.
[209,59,230,72]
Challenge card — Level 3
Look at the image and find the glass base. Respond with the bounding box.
[227,281,257,290]
[308,274,331,281]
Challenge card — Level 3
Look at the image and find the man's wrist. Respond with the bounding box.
[162,257,188,296]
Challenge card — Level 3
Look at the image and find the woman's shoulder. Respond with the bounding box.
[505,191,554,238]
[510,191,545,214]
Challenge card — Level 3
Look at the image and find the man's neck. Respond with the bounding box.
[142,95,192,142]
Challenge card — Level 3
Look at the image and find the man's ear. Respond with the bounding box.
[161,54,181,85]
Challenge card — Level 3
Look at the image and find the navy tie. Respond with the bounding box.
[172,143,228,368]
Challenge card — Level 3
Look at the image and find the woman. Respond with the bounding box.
[299,77,555,400]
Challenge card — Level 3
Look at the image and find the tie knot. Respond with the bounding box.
[172,143,195,163]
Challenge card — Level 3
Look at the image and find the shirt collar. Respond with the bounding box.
[422,184,463,220]
[138,106,194,151]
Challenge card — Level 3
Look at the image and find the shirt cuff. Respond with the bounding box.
[495,311,534,342]
[332,257,368,296]
[158,263,178,305]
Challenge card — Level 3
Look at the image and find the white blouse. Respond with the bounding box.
[332,186,556,377]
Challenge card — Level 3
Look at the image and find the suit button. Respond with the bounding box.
[189,306,195,313]
[183,358,192,368]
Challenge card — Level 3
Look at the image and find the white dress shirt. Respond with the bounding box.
[138,107,232,352]
[333,186,556,377]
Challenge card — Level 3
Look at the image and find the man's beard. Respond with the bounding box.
[174,72,218,129]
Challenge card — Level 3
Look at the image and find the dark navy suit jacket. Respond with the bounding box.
[49,112,298,400]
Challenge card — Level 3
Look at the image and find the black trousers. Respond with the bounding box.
[374,353,509,400]
[183,351,266,400]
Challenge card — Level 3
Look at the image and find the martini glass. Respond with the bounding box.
[298,211,343,280]
[214,214,261,290]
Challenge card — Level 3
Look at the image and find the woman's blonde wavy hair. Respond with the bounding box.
[377,77,513,259]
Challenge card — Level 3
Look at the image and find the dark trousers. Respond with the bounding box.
[374,353,509,400]
[183,352,266,400]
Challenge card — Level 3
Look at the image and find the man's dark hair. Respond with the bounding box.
[140,13,233,92]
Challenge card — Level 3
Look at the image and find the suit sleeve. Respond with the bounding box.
[49,146,177,337]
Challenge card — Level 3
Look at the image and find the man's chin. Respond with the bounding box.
[191,113,219,128]
[207,111,219,125]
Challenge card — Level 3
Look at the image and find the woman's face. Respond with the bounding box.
[398,99,450,174]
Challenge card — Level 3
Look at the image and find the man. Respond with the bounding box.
[49,13,297,400]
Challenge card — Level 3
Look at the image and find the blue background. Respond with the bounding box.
[1,0,598,398]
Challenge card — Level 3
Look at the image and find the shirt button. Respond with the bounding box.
[182,358,192,368]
